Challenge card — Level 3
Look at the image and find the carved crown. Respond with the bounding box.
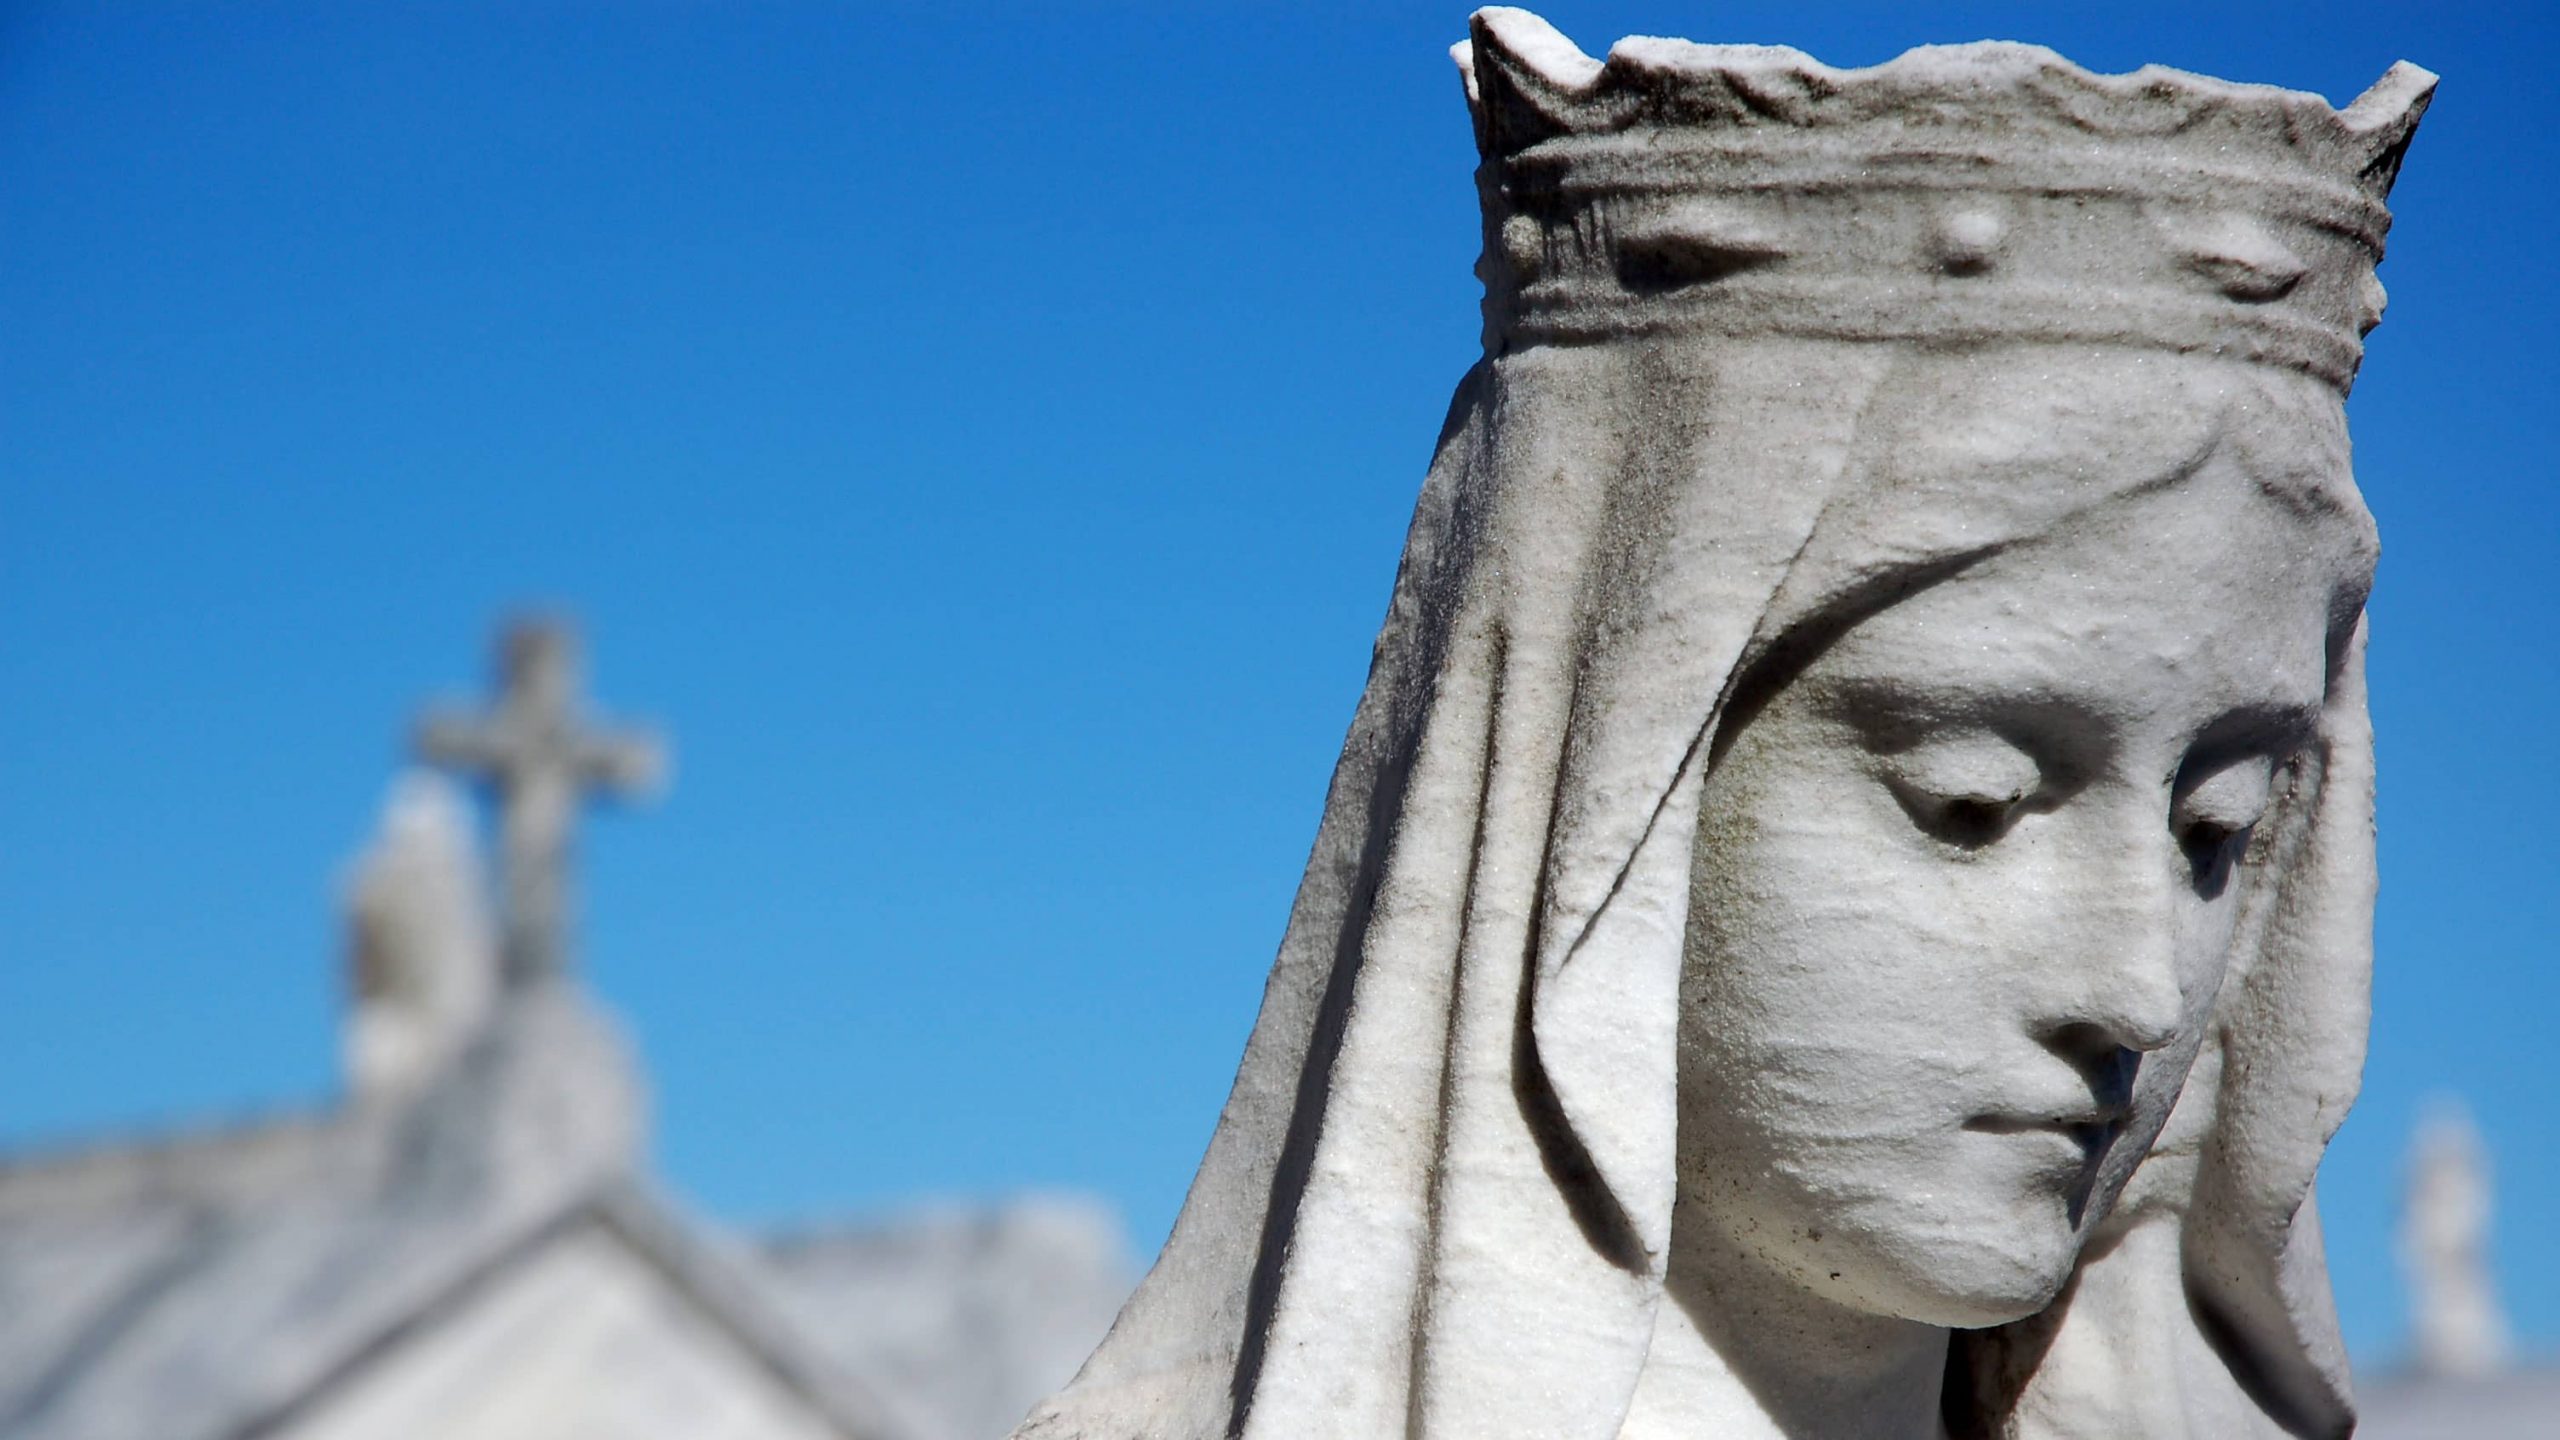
[1456,8,2434,392]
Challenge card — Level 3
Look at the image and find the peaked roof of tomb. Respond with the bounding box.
[756,1198,1131,1440]
[0,986,928,1440]
[2355,1365,2560,1439]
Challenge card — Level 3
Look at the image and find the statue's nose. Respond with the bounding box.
[2035,807,2189,1057]
[2067,944,2183,1055]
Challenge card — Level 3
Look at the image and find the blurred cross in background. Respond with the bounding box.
[417,618,666,987]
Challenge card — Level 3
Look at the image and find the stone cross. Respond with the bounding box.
[415,619,665,986]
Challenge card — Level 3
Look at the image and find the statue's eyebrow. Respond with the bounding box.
[2186,701,2325,768]
[1811,674,2089,756]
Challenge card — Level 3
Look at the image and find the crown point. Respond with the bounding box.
[1470,8,1602,91]
[1464,9,1607,157]
[2343,61,2440,197]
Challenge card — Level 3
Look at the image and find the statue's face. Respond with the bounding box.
[1677,432,2363,1328]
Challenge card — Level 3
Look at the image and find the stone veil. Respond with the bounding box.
[1015,10,2432,1439]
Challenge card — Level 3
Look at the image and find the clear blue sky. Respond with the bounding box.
[3,2,2550,1366]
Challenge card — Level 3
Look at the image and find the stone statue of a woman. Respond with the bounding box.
[1017,10,2433,1437]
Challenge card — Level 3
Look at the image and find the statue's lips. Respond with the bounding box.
[1964,1110,2124,1160]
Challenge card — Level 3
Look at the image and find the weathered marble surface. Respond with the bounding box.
[1018,9,2431,1439]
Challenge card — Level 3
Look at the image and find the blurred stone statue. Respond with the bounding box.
[2403,1101,2512,1379]
[343,771,499,1103]
[1016,9,2431,1439]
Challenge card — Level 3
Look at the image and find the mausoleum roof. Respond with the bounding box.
[2355,1364,2560,1439]
[0,985,927,1440]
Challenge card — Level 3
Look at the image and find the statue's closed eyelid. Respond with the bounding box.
[2174,758,2277,831]
[1865,734,2048,850]
[1880,737,2042,807]
[2170,706,2315,828]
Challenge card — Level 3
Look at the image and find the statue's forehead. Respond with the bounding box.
[1838,350,2358,523]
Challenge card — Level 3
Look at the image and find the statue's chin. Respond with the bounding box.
[1832,1254,2073,1333]
[1876,1256,2074,1333]
[1768,1190,2086,1332]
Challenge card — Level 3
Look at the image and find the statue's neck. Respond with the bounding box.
[1623,1226,1950,1440]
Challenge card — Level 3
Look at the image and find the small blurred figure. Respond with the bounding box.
[2402,1098,2513,1379]
[343,771,499,1104]
[2356,1097,2557,1440]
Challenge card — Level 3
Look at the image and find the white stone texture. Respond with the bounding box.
[1015,9,2433,1439]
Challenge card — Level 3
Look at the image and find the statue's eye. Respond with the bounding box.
[1928,792,2021,849]
[2178,815,2245,857]
[2171,758,2276,894]
[2175,817,2248,895]
[1879,734,2042,852]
